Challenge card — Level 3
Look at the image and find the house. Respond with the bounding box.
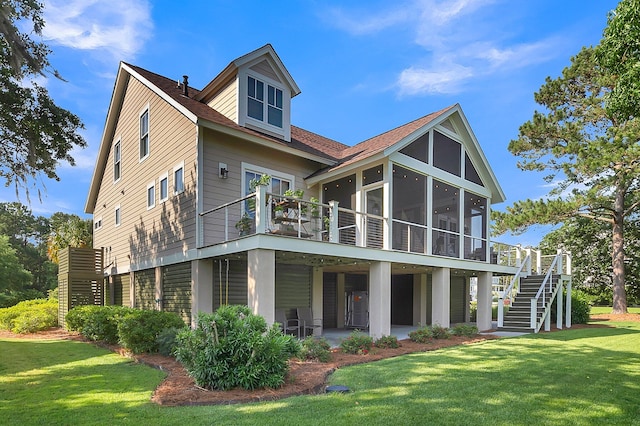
[85,44,565,338]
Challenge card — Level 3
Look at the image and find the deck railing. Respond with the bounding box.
[198,187,527,266]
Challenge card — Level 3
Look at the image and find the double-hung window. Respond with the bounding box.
[174,162,184,194]
[114,205,121,227]
[147,181,155,209]
[159,172,168,203]
[140,108,149,160]
[247,76,283,128]
[113,140,121,182]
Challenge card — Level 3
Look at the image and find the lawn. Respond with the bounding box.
[2,319,640,425]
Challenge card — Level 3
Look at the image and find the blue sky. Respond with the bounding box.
[4,0,620,247]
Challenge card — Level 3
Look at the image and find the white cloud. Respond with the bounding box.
[326,0,563,96]
[42,0,153,61]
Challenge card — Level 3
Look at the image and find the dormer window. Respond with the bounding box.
[247,76,283,128]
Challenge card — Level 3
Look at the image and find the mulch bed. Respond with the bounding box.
[2,312,638,407]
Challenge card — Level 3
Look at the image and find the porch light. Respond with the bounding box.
[219,162,228,179]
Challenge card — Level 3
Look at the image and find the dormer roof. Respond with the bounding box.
[195,44,301,104]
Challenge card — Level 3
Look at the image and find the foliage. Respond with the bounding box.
[0,298,57,333]
[299,336,331,362]
[540,217,640,306]
[156,326,186,357]
[374,335,400,349]
[339,329,373,354]
[598,0,640,121]
[65,305,132,344]
[0,235,32,292]
[174,305,299,390]
[570,291,592,325]
[0,288,43,308]
[408,325,433,343]
[0,0,86,199]
[451,324,478,337]
[492,43,640,314]
[117,310,185,354]
[430,324,451,339]
[46,213,93,263]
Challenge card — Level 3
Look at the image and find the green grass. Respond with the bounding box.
[2,321,640,425]
[590,306,640,314]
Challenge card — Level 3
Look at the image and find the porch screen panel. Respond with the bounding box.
[275,264,311,320]
[392,165,427,253]
[134,269,156,310]
[162,262,192,324]
[213,257,248,310]
[450,277,466,324]
[432,179,460,258]
[433,131,461,176]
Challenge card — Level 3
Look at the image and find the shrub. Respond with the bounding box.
[175,305,300,390]
[0,299,57,333]
[156,326,186,357]
[117,310,185,354]
[409,326,433,343]
[340,329,373,354]
[375,335,400,349]
[300,336,331,362]
[66,305,133,343]
[451,324,478,337]
[571,290,591,324]
[430,324,451,339]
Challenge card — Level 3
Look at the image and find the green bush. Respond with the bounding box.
[409,326,433,343]
[300,336,331,362]
[0,299,57,333]
[375,335,400,349]
[66,305,133,343]
[340,329,373,354]
[118,310,185,354]
[175,305,300,390]
[451,324,478,337]
[570,290,591,324]
[156,326,186,357]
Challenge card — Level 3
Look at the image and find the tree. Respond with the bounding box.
[0,0,86,200]
[492,46,640,314]
[0,234,31,292]
[539,218,640,306]
[598,0,640,121]
[46,213,93,264]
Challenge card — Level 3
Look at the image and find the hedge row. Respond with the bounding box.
[65,305,186,354]
[0,299,58,333]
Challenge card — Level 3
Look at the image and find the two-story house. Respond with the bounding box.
[85,44,535,338]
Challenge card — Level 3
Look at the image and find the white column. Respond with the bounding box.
[337,273,346,328]
[247,249,275,325]
[476,272,493,331]
[155,266,163,311]
[556,281,563,330]
[369,261,391,339]
[312,267,324,334]
[191,259,213,328]
[413,273,427,326]
[432,267,450,328]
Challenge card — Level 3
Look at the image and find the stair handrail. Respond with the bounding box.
[497,251,531,328]
[530,253,560,331]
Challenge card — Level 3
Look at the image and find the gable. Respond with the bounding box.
[249,59,282,83]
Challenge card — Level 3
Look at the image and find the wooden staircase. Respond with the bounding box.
[498,275,559,332]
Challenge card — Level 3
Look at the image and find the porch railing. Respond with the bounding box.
[198,187,527,267]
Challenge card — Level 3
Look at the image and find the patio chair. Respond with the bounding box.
[275,309,301,339]
[297,307,322,338]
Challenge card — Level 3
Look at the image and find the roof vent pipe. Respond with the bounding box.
[182,75,189,96]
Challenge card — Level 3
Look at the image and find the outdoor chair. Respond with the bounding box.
[275,309,301,338]
[297,307,322,338]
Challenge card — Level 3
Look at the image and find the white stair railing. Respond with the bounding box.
[498,247,531,328]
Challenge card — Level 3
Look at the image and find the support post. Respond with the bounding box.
[369,261,391,339]
[247,249,275,325]
[477,272,493,332]
[432,267,450,328]
[191,259,213,328]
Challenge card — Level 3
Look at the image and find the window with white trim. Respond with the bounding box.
[147,181,155,209]
[243,164,293,216]
[247,76,283,128]
[94,217,102,230]
[174,162,184,194]
[139,107,149,160]
[159,172,168,202]
[114,205,121,227]
[113,140,121,182]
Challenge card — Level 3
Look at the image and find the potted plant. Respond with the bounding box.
[235,213,252,236]
[309,196,320,218]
